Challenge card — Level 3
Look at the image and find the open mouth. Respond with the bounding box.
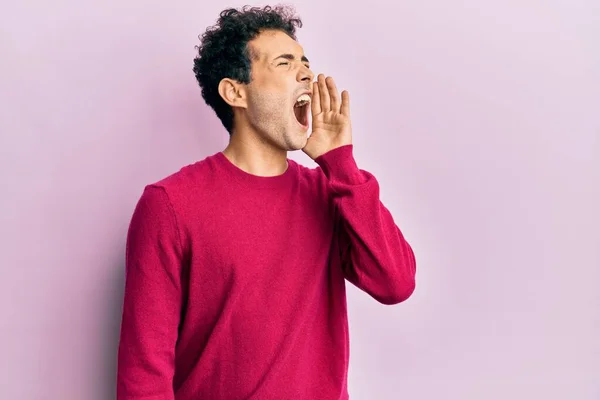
[293,94,311,129]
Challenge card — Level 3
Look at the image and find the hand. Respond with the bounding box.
[302,74,352,160]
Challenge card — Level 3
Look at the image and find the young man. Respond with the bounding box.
[117,5,416,400]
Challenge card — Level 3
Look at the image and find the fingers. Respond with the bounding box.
[326,77,340,111]
[341,90,350,116]
[311,81,321,115]
[318,74,330,111]
[312,74,349,115]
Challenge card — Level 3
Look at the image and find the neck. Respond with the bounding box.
[222,124,288,178]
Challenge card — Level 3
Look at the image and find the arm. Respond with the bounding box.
[315,144,417,305]
[117,185,184,400]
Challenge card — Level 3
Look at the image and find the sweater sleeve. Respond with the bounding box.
[314,144,417,305]
[117,185,184,400]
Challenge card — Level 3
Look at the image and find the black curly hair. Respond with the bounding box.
[192,5,303,134]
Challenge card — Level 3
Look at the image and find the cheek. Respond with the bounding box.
[249,92,290,120]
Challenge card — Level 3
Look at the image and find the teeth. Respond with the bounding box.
[294,93,311,107]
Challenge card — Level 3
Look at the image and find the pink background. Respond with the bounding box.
[1,1,599,399]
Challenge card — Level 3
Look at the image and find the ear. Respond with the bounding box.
[218,78,248,109]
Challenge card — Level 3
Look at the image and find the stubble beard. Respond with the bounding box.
[249,92,303,151]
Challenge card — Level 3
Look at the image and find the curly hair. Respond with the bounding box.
[192,5,303,134]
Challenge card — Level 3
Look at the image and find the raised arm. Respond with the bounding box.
[316,145,416,305]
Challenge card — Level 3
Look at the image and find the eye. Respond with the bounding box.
[277,62,290,66]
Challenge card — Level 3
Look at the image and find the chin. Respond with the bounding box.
[283,130,308,151]
[288,139,307,152]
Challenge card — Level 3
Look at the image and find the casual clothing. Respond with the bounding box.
[117,144,416,400]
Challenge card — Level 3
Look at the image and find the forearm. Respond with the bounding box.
[316,144,417,304]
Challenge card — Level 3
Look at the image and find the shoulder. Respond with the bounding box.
[291,158,331,199]
[152,153,218,196]
[133,153,220,217]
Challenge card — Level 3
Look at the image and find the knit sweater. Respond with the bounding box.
[116,144,416,400]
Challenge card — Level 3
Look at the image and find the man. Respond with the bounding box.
[116,5,416,400]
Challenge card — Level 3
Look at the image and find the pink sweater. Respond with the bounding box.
[116,144,416,400]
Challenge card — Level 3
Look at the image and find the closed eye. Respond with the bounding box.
[273,53,311,68]
[277,62,311,70]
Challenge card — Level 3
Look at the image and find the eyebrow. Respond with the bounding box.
[273,54,310,63]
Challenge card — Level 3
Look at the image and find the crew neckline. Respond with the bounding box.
[215,151,296,189]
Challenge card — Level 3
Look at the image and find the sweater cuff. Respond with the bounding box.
[314,144,368,186]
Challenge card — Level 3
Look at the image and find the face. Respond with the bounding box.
[242,30,314,150]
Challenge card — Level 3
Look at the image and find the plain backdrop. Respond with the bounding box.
[1,1,599,399]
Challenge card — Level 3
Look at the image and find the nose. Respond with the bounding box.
[297,64,314,83]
